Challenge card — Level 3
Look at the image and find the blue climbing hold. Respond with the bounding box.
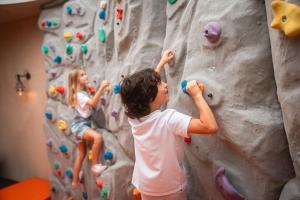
[45,111,53,120]
[113,84,121,94]
[104,150,113,160]
[65,169,73,179]
[51,186,56,193]
[99,9,106,20]
[46,20,52,27]
[66,5,72,14]
[53,56,62,64]
[82,192,88,200]
[181,80,189,95]
[59,144,68,153]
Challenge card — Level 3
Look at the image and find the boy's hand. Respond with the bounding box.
[160,49,174,65]
[186,80,204,98]
[100,80,110,91]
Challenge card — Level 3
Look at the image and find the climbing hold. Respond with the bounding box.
[111,110,119,119]
[53,56,62,64]
[53,162,60,170]
[55,85,65,95]
[98,28,106,43]
[116,7,123,20]
[57,120,68,131]
[45,111,53,120]
[100,96,106,106]
[65,169,73,179]
[99,9,106,20]
[76,7,82,14]
[271,1,300,37]
[204,22,222,43]
[88,85,95,94]
[81,44,88,54]
[215,167,245,200]
[184,137,192,144]
[96,178,103,189]
[46,20,52,27]
[59,144,68,153]
[66,5,72,14]
[104,150,113,162]
[47,139,53,148]
[101,188,108,199]
[66,44,73,55]
[88,150,93,160]
[76,32,84,40]
[63,32,73,41]
[82,192,88,200]
[41,44,49,54]
[41,21,46,27]
[52,19,59,27]
[67,197,74,200]
[168,0,177,4]
[51,186,56,193]
[48,85,57,96]
[133,188,141,200]
[100,1,107,9]
[56,169,62,177]
[208,93,213,98]
[181,80,205,95]
[113,84,121,94]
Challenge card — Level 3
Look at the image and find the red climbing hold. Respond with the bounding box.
[96,179,103,189]
[41,21,46,27]
[76,32,84,40]
[88,85,95,94]
[56,169,62,177]
[116,7,123,20]
[184,137,192,144]
[55,86,65,95]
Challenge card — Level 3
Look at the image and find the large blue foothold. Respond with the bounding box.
[114,84,121,94]
[66,5,72,14]
[99,9,106,20]
[53,56,62,64]
[59,144,68,153]
[46,20,52,27]
[82,192,88,200]
[45,111,53,120]
[181,80,189,95]
[104,150,113,160]
[65,169,73,179]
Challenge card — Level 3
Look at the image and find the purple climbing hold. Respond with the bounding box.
[100,96,106,106]
[204,21,222,43]
[47,139,53,148]
[77,7,81,14]
[215,167,245,200]
[111,110,119,118]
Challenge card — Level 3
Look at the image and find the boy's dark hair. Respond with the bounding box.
[120,68,161,119]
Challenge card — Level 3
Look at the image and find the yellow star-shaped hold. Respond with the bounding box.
[271,1,300,37]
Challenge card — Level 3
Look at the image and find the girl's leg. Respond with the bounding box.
[82,129,102,165]
[72,142,86,187]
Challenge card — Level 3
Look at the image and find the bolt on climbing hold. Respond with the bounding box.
[168,0,177,4]
[48,85,57,96]
[66,5,72,14]
[99,9,106,20]
[96,178,103,189]
[64,32,73,41]
[184,137,192,144]
[46,20,52,27]
[57,120,68,131]
[41,21,46,27]
[98,28,106,43]
[81,44,88,54]
[56,169,62,177]
[53,162,60,169]
[204,22,222,43]
[116,7,123,20]
[55,85,65,95]
[76,32,84,40]
[133,188,141,200]
[111,110,119,119]
[88,85,95,94]
[47,139,53,148]
[104,150,114,164]
[45,111,53,120]
[271,1,300,37]
[66,44,73,55]
[101,188,108,199]
[59,144,68,154]
[76,7,82,14]
[113,84,121,94]
[51,186,56,193]
[100,96,106,106]
[181,80,205,95]
[65,169,73,179]
[82,192,88,200]
[41,44,49,54]
[53,56,62,64]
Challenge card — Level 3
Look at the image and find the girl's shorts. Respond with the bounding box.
[71,118,91,142]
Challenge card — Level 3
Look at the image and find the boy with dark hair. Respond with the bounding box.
[120,50,218,200]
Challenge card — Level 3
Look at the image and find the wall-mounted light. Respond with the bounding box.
[16,71,31,96]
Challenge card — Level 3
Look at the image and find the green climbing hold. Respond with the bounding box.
[42,44,49,54]
[66,44,73,55]
[81,44,88,54]
[101,188,108,198]
[168,0,177,4]
[98,28,106,43]
[53,162,59,169]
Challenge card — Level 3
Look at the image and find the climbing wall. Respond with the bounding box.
[39,0,300,199]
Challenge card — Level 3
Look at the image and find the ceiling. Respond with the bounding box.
[0,0,54,24]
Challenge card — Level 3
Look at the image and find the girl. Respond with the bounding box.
[68,67,109,187]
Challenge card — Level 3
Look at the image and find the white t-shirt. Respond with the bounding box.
[128,109,192,196]
[75,91,92,118]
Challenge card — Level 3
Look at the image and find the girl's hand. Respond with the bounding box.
[100,80,110,91]
[160,49,174,65]
[186,80,204,98]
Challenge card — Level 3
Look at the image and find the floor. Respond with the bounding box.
[0,177,17,189]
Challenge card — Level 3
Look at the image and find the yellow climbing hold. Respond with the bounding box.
[57,120,67,131]
[63,32,73,40]
[48,85,57,96]
[271,1,300,37]
[133,188,141,200]
[88,150,93,160]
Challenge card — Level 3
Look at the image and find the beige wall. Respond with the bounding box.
[0,16,50,181]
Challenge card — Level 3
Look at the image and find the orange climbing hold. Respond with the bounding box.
[55,85,65,94]
[96,179,103,189]
[133,188,141,200]
[76,32,84,40]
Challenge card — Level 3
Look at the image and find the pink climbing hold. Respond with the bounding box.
[204,21,222,43]
[116,7,123,20]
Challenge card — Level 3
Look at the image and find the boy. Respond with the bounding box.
[120,50,218,200]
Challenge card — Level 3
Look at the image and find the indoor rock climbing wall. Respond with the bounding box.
[39,0,300,199]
